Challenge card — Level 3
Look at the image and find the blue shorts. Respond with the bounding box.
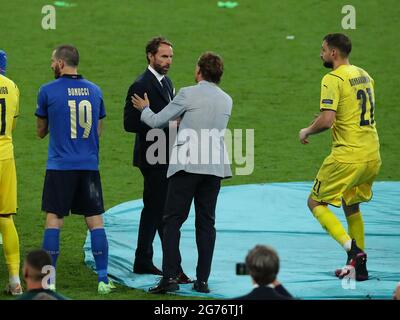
[41,170,104,218]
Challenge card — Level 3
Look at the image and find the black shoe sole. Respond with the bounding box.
[149,285,179,294]
[193,282,210,293]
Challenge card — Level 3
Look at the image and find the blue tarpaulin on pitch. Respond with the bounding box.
[84,181,400,299]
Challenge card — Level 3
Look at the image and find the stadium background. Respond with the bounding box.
[0,0,399,299]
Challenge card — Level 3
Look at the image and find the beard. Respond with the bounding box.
[323,60,334,69]
[53,64,61,79]
[153,62,169,75]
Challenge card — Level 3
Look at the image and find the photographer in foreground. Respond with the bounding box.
[235,245,293,300]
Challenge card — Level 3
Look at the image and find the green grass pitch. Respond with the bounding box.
[0,0,399,299]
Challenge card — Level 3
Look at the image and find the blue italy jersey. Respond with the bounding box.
[35,74,106,170]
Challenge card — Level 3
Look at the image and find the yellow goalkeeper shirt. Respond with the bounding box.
[0,75,19,160]
[320,64,380,163]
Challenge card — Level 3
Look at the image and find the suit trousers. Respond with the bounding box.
[162,171,221,282]
[134,167,168,268]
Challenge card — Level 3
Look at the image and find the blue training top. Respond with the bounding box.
[35,74,106,170]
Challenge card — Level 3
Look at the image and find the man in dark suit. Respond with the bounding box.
[124,37,190,283]
[235,245,293,300]
[132,52,233,294]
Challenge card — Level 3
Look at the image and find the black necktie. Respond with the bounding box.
[161,77,171,101]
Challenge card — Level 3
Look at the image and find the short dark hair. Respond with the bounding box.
[54,45,79,67]
[245,245,279,286]
[25,249,52,282]
[197,52,224,84]
[145,36,173,63]
[323,33,352,57]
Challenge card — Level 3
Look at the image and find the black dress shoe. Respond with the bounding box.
[149,278,179,294]
[177,272,193,284]
[133,264,163,276]
[193,280,210,293]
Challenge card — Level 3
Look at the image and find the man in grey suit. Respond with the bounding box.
[132,52,232,294]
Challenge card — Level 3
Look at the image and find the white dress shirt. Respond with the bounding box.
[148,65,171,101]
[148,65,164,84]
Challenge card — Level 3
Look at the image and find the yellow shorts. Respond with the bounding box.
[0,158,17,215]
[310,155,381,207]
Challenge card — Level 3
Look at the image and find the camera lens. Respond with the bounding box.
[236,263,248,275]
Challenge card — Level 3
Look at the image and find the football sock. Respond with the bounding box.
[312,205,352,250]
[343,240,352,252]
[0,215,20,281]
[42,228,60,267]
[9,275,21,286]
[346,211,365,250]
[90,228,109,284]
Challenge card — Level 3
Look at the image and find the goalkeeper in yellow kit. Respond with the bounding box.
[0,64,23,294]
[299,33,381,281]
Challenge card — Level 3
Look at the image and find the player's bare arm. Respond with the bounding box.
[299,110,336,144]
[36,117,48,138]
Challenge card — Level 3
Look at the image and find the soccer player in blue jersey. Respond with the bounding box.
[35,45,115,294]
[0,50,7,75]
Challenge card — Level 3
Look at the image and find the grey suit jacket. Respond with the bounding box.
[140,80,233,178]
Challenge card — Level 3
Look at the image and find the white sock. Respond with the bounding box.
[343,240,352,252]
[9,276,20,286]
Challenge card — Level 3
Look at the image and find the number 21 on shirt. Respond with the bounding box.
[357,87,375,127]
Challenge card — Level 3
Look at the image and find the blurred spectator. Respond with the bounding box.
[235,245,293,300]
[17,249,68,300]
